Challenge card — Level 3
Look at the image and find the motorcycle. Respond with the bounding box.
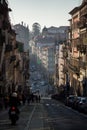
[8,106,20,125]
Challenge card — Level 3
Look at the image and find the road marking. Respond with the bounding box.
[0,119,10,124]
[28,127,50,130]
[45,104,49,106]
[24,104,36,130]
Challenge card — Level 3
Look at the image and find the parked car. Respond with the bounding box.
[72,96,82,110]
[82,101,87,114]
[65,95,77,107]
[77,97,87,113]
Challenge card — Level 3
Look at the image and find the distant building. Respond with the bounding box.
[42,26,69,43]
[29,25,69,88]
[36,37,55,80]
[30,36,55,84]
[13,22,29,52]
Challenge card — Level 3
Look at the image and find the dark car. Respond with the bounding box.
[83,101,87,114]
[77,97,87,113]
[65,95,77,107]
[72,96,82,110]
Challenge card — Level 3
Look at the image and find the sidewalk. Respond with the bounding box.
[0,104,25,116]
[0,108,9,115]
[27,103,44,130]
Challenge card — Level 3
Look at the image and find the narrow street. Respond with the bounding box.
[1,0,87,130]
[0,98,87,130]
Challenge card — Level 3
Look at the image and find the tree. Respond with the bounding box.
[32,22,41,37]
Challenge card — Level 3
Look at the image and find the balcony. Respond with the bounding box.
[83,37,87,45]
[14,43,18,49]
[77,44,86,54]
[66,57,87,75]
[80,6,87,18]
[63,51,68,58]
[0,0,11,15]
[0,1,11,12]
[78,19,87,29]
[14,60,20,68]
[72,59,79,68]
[0,34,5,46]
[66,59,79,75]
[3,20,11,30]
[5,44,13,52]
[9,55,16,63]
[0,0,8,5]
[72,21,80,29]
[80,61,86,69]
[63,67,68,73]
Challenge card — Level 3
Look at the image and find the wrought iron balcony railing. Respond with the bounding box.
[14,43,18,49]
[5,44,13,52]
[77,44,87,54]
[0,33,5,46]
[78,20,87,29]
[80,6,87,18]
[3,21,11,30]
[14,60,20,68]
[66,57,86,74]
[66,59,79,75]
[79,61,86,69]
[9,55,16,63]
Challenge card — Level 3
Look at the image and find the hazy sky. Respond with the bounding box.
[8,0,82,30]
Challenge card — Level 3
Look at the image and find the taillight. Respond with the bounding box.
[11,106,16,111]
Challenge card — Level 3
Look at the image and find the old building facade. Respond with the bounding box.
[0,0,30,96]
[65,0,87,96]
